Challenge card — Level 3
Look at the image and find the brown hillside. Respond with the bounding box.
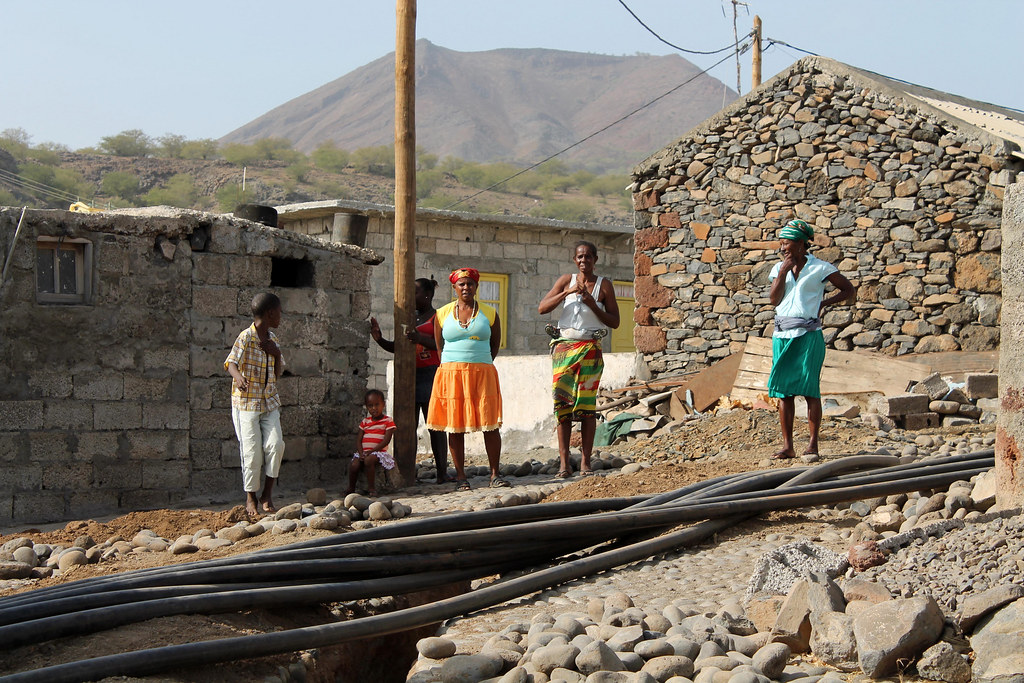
[221,40,735,171]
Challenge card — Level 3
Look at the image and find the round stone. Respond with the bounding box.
[417,636,457,659]
[12,546,37,567]
[57,550,87,571]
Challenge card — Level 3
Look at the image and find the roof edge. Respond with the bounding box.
[274,199,634,236]
[634,55,1020,175]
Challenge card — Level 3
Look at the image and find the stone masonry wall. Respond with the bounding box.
[0,208,378,524]
[283,210,635,392]
[630,58,1021,378]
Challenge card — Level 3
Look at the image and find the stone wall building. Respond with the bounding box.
[275,200,637,390]
[0,206,380,524]
[630,56,1023,378]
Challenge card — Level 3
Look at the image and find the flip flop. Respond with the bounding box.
[771,450,796,460]
[489,476,511,488]
[556,470,572,479]
[579,470,595,477]
[454,479,471,491]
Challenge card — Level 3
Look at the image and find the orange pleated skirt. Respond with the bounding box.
[426,362,503,433]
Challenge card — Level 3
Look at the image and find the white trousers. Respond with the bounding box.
[231,407,284,492]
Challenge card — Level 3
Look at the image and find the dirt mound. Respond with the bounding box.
[0,506,246,546]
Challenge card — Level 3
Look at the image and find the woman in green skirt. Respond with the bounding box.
[768,219,856,459]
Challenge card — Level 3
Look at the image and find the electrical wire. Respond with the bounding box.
[0,168,81,205]
[616,0,752,55]
[764,37,818,57]
[443,44,747,211]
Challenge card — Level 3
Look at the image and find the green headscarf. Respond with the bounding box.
[779,219,814,242]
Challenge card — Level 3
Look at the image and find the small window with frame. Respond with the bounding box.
[36,237,92,304]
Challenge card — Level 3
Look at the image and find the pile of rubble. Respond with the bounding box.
[864,371,998,431]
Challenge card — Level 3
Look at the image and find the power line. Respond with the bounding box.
[617,0,752,55]
[0,168,80,204]
[764,37,818,57]
[443,45,747,211]
[0,168,81,204]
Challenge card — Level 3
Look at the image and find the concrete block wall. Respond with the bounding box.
[0,208,378,524]
[278,207,635,392]
[629,57,1021,379]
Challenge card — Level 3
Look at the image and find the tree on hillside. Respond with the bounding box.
[584,175,629,198]
[180,138,219,160]
[101,171,141,201]
[312,142,350,172]
[253,137,302,163]
[216,183,255,212]
[221,143,261,166]
[0,128,32,160]
[143,173,200,208]
[416,147,438,171]
[99,129,153,157]
[351,145,395,177]
[156,134,188,158]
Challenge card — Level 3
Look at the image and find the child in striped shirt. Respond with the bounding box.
[347,389,396,497]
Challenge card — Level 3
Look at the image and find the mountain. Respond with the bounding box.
[221,40,736,171]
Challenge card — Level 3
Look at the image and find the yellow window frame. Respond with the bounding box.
[610,279,636,353]
[451,272,508,349]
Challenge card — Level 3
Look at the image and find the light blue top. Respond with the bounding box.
[770,254,838,339]
[437,301,497,364]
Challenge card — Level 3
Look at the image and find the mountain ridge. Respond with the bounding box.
[221,40,735,171]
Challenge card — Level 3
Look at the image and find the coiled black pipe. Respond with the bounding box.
[0,541,576,648]
[0,455,991,613]
[0,457,991,682]
[0,494,648,610]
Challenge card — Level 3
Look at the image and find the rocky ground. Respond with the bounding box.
[0,409,1019,682]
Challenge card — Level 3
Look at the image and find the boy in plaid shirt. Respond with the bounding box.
[225,292,285,517]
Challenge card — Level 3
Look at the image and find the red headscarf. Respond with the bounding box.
[449,267,480,284]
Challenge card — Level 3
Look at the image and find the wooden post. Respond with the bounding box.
[393,0,418,486]
[751,15,762,90]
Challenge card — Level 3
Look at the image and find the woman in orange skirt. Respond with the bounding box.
[426,267,508,490]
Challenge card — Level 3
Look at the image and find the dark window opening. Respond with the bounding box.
[270,257,315,288]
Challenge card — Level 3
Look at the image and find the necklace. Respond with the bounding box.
[455,301,478,329]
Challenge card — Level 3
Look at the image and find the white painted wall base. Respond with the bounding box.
[385,353,640,456]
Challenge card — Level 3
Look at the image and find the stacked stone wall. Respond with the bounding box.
[630,59,1021,378]
[0,208,375,524]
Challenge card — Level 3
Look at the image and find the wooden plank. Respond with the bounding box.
[898,350,999,381]
[671,352,744,413]
[732,336,931,400]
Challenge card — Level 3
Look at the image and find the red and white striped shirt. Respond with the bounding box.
[359,415,396,453]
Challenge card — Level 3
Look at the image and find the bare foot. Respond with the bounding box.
[803,446,819,456]
[260,498,277,514]
[771,448,796,460]
[368,489,378,498]
[245,493,259,518]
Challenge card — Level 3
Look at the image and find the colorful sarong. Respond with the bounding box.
[426,362,503,433]
[767,330,826,398]
[551,339,604,423]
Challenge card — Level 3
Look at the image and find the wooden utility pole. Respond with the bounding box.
[393,0,417,486]
[752,15,762,89]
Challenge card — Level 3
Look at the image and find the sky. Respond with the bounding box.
[3,0,1022,152]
